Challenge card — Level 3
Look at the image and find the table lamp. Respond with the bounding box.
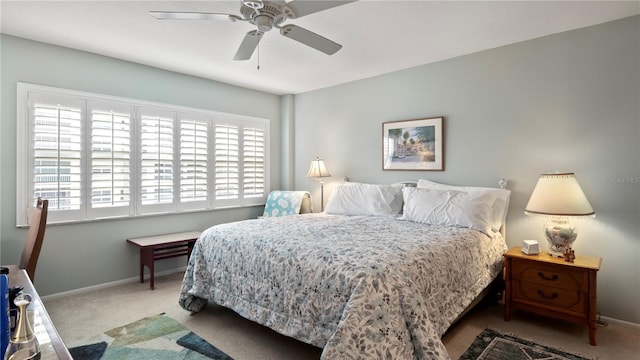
[307,157,331,211]
[525,172,595,259]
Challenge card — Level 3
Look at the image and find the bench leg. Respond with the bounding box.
[188,240,195,258]
[149,259,155,290]
[140,248,155,290]
[139,259,144,284]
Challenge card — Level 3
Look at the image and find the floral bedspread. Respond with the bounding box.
[179,214,507,359]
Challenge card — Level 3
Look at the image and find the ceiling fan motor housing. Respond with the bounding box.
[240,1,288,31]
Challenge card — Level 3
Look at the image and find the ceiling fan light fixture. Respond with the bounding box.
[255,15,273,31]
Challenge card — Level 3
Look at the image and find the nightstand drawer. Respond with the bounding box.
[513,260,587,292]
[513,281,587,313]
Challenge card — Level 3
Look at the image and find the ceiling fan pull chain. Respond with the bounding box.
[257,42,261,70]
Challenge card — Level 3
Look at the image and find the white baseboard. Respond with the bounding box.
[600,315,640,330]
[41,267,186,302]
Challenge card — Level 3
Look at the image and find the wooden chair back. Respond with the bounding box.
[20,198,49,281]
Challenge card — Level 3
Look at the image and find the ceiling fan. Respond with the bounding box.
[150,0,355,61]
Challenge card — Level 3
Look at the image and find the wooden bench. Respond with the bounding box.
[127,231,201,289]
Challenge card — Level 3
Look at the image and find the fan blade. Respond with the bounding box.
[150,11,238,21]
[280,24,341,55]
[234,30,264,60]
[285,0,357,18]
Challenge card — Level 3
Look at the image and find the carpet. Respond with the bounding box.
[459,328,594,360]
[68,313,233,360]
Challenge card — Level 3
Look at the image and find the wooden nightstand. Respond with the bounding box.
[504,246,602,345]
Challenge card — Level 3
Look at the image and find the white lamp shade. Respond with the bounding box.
[307,157,331,178]
[525,172,595,218]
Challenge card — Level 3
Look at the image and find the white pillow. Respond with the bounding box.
[417,179,510,233]
[324,182,403,216]
[401,187,496,236]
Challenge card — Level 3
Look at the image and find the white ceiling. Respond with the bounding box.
[2,1,639,95]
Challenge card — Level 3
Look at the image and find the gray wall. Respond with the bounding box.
[293,16,640,324]
[0,35,282,295]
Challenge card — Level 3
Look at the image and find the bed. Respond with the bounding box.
[179,180,510,359]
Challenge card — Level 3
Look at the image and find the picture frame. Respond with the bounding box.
[382,117,444,171]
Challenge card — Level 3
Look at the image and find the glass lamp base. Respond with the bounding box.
[4,294,40,360]
[544,219,577,257]
[4,346,41,360]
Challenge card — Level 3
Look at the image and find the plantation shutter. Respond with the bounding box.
[88,101,132,216]
[139,109,174,208]
[214,124,240,201]
[179,116,208,205]
[30,94,83,217]
[18,83,270,225]
[243,125,265,199]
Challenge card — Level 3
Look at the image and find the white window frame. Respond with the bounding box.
[16,83,270,226]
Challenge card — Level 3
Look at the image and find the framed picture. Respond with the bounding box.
[382,117,444,171]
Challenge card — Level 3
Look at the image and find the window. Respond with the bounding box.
[88,100,133,219]
[17,83,269,226]
[179,117,208,204]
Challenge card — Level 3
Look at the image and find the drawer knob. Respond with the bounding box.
[537,289,559,300]
[537,271,559,281]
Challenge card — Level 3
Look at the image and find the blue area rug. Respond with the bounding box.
[69,314,233,360]
[177,332,233,360]
[68,341,108,359]
[460,328,594,360]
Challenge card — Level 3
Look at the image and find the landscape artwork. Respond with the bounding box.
[382,117,444,171]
